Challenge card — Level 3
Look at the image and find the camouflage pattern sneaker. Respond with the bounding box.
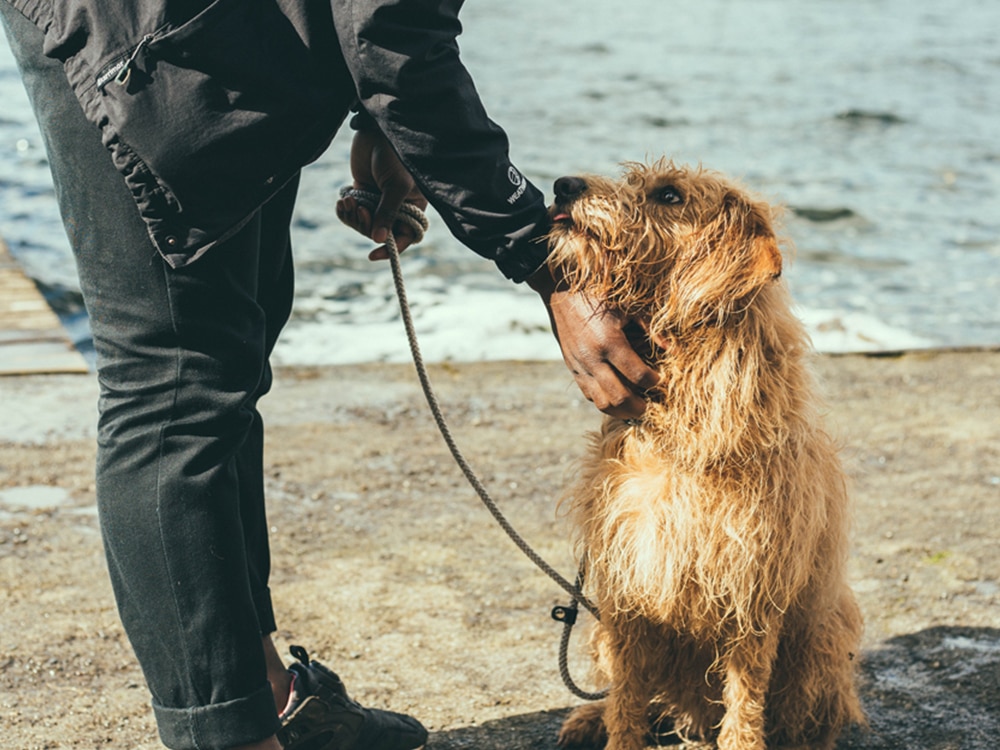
[277,646,428,750]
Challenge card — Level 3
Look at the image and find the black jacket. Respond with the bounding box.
[7,0,551,282]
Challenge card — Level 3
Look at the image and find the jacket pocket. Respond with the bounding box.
[95,0,349,253]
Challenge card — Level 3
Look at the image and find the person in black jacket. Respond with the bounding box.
[0,2,659,749]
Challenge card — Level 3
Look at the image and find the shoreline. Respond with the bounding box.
[2,349,999,748]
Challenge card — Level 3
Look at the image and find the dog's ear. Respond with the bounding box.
[722,192,782,284]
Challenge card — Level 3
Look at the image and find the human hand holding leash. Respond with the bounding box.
[336,129,428,258]
[527,265,661,420]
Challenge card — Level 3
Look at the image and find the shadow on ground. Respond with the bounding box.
[430,707,570,750]
[844,626,1000,749]
[428,627,1000,749]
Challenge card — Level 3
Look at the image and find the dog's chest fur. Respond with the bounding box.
[573,332,833,638]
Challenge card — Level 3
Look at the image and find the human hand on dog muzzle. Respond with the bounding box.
[527,267,661,420]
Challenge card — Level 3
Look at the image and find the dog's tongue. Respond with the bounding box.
[552,212,572,222]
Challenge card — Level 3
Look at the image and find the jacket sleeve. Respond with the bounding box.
[333,0,551,282]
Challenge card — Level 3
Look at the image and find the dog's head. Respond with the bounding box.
[547,160,784,343]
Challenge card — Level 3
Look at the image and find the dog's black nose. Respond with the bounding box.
[553,176,588,201]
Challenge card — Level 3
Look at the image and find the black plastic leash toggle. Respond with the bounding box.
[551,604,578,625]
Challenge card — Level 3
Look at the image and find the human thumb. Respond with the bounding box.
[371,180,410,244]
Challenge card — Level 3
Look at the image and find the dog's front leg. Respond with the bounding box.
[558,700,608,749]
[604,678,655,750]
[589,616,658,750]
[716,629,781,750]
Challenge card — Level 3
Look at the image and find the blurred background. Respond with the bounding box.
[1,0,997,367]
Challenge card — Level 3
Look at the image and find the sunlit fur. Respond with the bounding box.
[549,161,864,750]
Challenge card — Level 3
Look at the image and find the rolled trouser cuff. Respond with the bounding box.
[153,682,280,750]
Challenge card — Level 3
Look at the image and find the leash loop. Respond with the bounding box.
[556,563,610,701]
[340,186,608,699]
[339,186,429,243]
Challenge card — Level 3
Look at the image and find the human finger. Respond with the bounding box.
[567,350,650,420]
[367,237,414,261]
[601,332,662,395]
[367,215,421,260]
[335,195,372,238]
[371,180,413,244]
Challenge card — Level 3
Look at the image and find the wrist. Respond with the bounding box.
[524,263,557,296]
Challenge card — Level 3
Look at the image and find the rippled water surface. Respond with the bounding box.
[1,0,997,362]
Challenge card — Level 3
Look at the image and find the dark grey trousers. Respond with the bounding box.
[2,6,299,747]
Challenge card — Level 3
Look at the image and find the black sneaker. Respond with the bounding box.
[277,646,428,750]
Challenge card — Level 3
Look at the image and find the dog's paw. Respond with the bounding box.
[558,703,608,749]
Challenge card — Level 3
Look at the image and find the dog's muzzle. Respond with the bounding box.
[551,176,588,223]
[553,175,587,201]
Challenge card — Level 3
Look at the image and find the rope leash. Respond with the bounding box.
[340,187,609,700]
[552,561,612,701]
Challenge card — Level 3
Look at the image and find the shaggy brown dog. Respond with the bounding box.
[547,161,865,750]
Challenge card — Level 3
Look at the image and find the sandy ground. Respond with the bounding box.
[1,350,999,749]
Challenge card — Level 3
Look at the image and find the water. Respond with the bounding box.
[1,0,998,365]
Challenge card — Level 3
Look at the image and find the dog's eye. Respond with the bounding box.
[656,186,684,205]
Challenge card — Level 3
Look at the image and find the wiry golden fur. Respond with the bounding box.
[548,161,864,750]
